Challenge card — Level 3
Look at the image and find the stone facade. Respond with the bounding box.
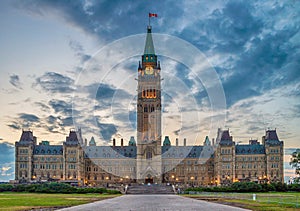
[14,25,284,186]
[136,25,162,184]
[15,128,284,186]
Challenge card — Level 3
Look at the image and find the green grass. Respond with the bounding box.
[184,192,300,211]
[0,192,121,211]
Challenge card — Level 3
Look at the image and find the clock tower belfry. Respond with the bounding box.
[136,25,162,183]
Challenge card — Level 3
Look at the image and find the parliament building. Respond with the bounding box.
[15,24,284,186]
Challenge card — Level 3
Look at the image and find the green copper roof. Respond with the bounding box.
[163,136,171,146]
[128,136,136,146]
[89,136,96,146]
[204,136,211,146]
[144,26,155,55]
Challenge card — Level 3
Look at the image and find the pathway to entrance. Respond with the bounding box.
[58,194,250,211]
[126,184,174,194]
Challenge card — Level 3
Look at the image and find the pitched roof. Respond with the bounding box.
[219,130,234,146]
[64,130,82,146]
[85,146,137,159]
[221,130,232,141]
[34,145,63,155]
[265,129,283,146]
[265,130,279,141]
[162,146,213,159]
[19,130,34,142]
[236,145,265,154]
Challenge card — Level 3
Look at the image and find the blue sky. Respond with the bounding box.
[0,0,299,181]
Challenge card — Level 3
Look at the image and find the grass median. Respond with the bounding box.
[0,192,121,211]
[184,192,300,211]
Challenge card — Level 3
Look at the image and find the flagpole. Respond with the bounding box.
[148,13,150,26]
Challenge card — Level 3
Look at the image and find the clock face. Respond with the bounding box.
[145,66,154,75]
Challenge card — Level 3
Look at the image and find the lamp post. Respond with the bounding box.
[171,175,175,185]
[226,175,230,185]
[190,176,194,187]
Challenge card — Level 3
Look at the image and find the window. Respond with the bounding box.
[146,150,152,160]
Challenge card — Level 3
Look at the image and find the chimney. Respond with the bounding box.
[176,138,178,146]
[184,138,186,146]
[121,138,123,147]
[212,138,215,146]
[84,138,87,146]
[113,138,116,147]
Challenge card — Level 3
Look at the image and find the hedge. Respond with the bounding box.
[185,182,300,193]
[0,182,120,194]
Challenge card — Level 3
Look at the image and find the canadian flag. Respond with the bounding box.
[149,13,158,17]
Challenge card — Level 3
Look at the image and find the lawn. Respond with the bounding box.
[0,192,121,211]
[184,192,300,211]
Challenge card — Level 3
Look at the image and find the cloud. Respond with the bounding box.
[7,113,40,131]
[223,3,299,107]
[49,99,73,116]
[17,0,188,41]
[9,74,22,89]
[96,120,117,141]
[7,122,21,130]
[34,102,50,112]
[19,113,39,122]
[13,0,300,147]
[35,72,75,93]
[285,148,299,156]
[60,116,74,127]
[0,142,14,181]
[69,39,91,63]
[46,115,74,129]
[0,142,14,163]
[44,99,78,130]
[47,115,56,124]
[18,1,299,109]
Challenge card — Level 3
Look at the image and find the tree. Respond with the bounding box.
[290,149,300,182]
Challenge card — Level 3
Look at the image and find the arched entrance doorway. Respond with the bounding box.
[145,174,153,184]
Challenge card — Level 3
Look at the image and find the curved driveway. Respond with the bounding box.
[58,194,250,211]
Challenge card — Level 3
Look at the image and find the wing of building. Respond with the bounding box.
[15,24,284,186]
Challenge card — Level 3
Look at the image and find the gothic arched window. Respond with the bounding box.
[144,106,148,112]
[146,150,152,160]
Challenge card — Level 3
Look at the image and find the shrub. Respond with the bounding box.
[0,184,14,192]
[0,182,119,194]
[287,183,300,192]
[261,183,275,192]
[230,182,262,192]
[271,182,287,192]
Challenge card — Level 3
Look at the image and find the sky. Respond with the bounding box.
[0,0,299,181]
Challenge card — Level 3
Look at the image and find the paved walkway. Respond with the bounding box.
[58,195,250,211]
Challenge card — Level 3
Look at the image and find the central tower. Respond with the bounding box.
[136,25,162,183]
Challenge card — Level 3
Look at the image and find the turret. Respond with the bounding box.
[204,136,211,146]
[163,136,171,146]
[89,137,96,146]
[128,136,136,146]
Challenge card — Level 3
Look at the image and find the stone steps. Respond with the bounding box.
[126,184,175,194]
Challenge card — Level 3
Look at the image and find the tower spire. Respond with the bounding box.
[144,13,157,55]
[144,25,155,55]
